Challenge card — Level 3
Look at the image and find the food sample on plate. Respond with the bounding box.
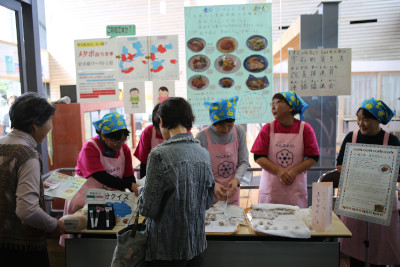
[190,75,207,89]
[247,35,267,51]
[187,38,205,52]
[246,75,269,90]
[246,56,266,72]
[219,77,234,88]
[217,37,237,53]
[219,57,235,71]
[189,55,209,71]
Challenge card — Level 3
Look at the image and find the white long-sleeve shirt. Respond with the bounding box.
[0,129,57,232]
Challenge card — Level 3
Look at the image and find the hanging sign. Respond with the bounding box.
[106,25,136,37]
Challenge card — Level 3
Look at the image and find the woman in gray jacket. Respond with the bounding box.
[138,97,215,267]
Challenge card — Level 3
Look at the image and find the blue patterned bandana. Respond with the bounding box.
[93,112,127,134]
[360,98,395,125]
[204,96,239,124]
[280,91,309,120]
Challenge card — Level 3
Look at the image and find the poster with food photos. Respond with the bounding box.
[152,80,175,106]
[75,38,119,103]
[185,3,273,125]
[334,143,400,226]
[123,81,146,114]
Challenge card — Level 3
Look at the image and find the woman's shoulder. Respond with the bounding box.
[387,132,400,146]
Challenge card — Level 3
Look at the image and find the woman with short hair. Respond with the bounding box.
[138,97,214,266]
[0,92,65,266]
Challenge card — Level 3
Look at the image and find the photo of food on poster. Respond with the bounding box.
[123,81,146,114]
[184,3,273,125]
[74,38,119,103]
[152,80,175,106]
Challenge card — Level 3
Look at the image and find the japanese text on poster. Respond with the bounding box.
[185,4,273,125]
[334,143,400,226]
[86,189,137,225]
[288,48,351,96]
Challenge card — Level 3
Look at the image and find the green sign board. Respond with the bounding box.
[106,25,136,37]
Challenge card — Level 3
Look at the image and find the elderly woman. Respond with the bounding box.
[138,97,214,266]
[0,92,65,266]
[251,91,319,208]
[336,98,400,267]
[196,96,249,205]
[64,112,139,215]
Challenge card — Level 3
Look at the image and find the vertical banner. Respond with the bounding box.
[335,143,400,226]
[312,182,333,231]
[148,35,179,81]
[75,39,119,102]
[117,36,149,81]
[152,80,175,105]
[288,48,351,96]
[185,4,273,125]
[123,81,146,114]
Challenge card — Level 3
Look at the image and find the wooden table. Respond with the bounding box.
[65,211,351,267]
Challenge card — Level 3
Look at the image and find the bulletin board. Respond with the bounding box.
[334,143,400,226]
[185,3,274,125]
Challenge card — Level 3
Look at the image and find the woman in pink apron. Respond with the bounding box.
[251,91,319,208]
[197,96,249,205]
[336,98,400,266]
[134,103,165,178]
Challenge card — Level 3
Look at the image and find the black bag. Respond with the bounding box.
[110,210,148,267]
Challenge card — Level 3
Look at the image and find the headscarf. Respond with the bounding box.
[360,98,395,125]
[279,91,309,120]
[93,112,127,134]
[204,96,239,124]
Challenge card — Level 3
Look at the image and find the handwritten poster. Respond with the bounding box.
[148,35,179,81]
[75,38,119,103]
[44,172,87,200]
[117,36,149,81]
[86,189,137,226]
[185,4,273,125]
[312,182,333,231]
[288,48,351,96]
[123,81,146,113]
[152,80,175,106]
[335,143,400,226]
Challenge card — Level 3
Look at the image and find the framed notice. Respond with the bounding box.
[334,143,400,226]
[288,48,351,96]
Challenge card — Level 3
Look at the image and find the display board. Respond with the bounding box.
[74,36,179,104]
[334,143,400,226]
[288,48,351,96]
[185,3,273,125]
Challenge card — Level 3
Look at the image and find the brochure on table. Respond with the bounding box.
[85,189,137,226]
[334,143,400,226]
[185,3,273,125]
[44,172,87,200]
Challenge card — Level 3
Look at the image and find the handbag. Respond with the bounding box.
[110,209,148,267]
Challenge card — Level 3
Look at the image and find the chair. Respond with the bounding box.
[317,169,341,208]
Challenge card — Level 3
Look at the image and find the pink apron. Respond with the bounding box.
[64,139,125,215]
[205,126,240,205]
[340,131,400,265]
[258,121,308,208]
[150,126,164,148]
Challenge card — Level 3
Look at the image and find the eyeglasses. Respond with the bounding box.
[111,135,129,146]
[270,100,283,106]
[357,117,373,124]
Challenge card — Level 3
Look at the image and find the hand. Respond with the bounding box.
[214,182,228,201]
[131,183,139,196]
[50,220,65,237]
[227,178,239,198]
[43,182,50,188]
[275,167,290,185]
